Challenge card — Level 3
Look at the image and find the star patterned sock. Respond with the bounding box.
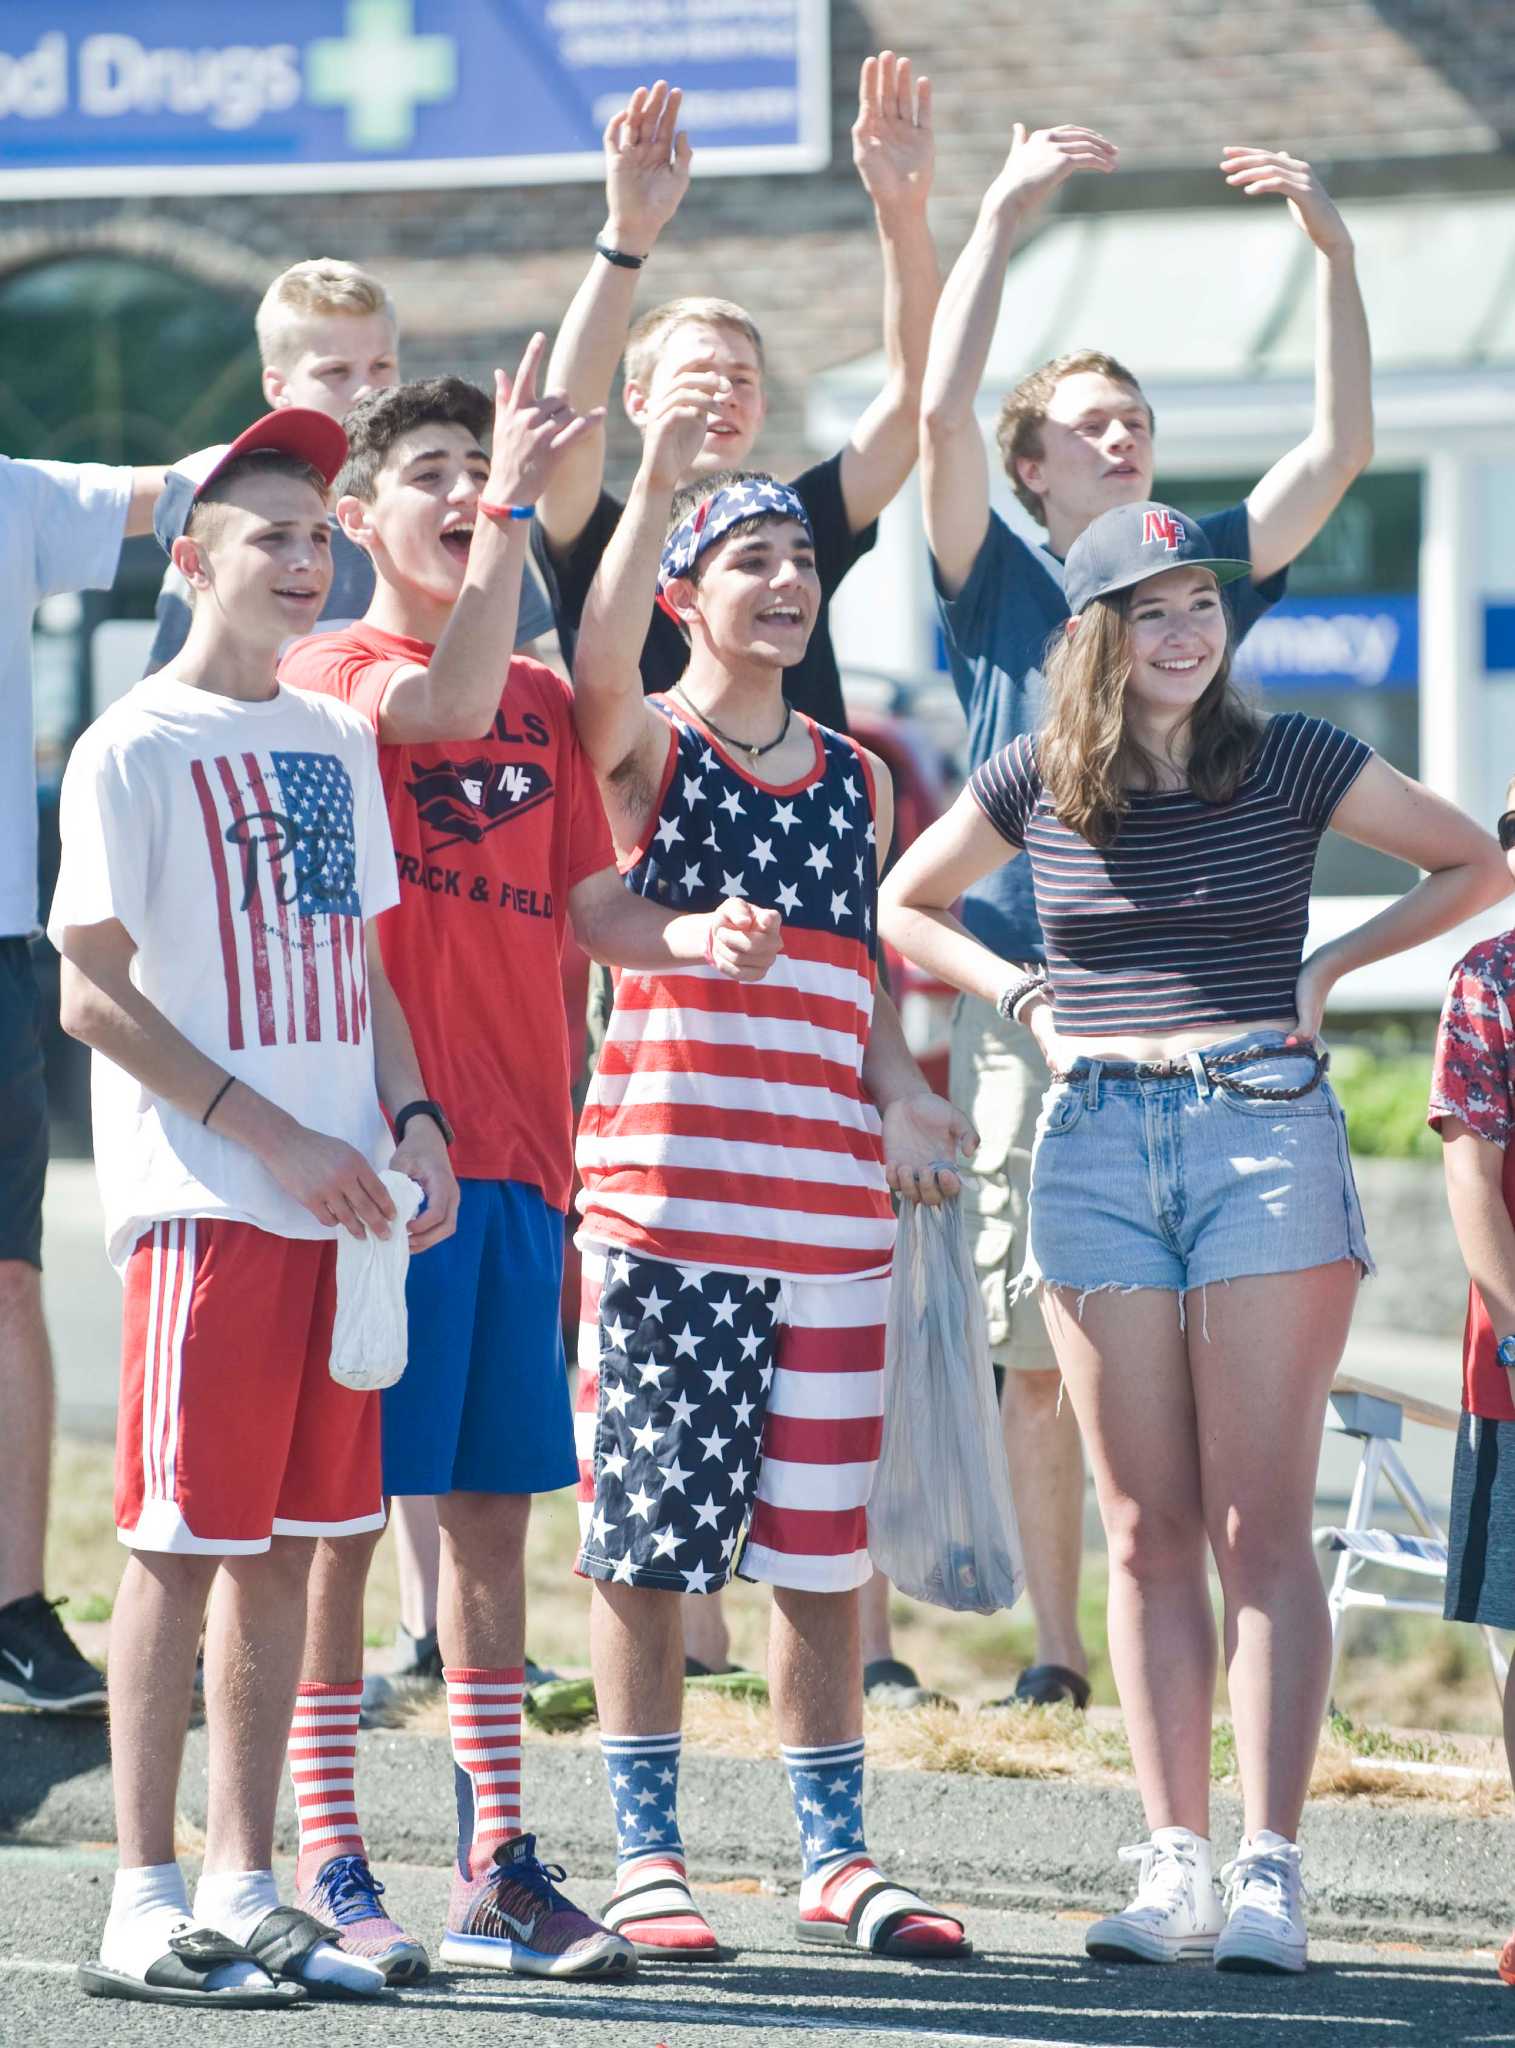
[782,1736,867,1879]
[600,1728,686,1878]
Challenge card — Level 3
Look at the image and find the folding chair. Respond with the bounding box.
[1314,1373,1508,1706]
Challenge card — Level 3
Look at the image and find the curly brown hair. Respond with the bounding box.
[996,350,1152,525]
[336,376,490,501]
[1038,585,1262,848]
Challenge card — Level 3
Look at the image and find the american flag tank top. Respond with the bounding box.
[576,700,894,1280]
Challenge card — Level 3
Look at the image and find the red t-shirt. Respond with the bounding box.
[280,623,614,1209]
[1427,932,1515,1420]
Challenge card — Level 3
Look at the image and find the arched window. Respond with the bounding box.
[0,252,262,464]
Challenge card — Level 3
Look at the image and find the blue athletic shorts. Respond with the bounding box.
[381,1177,578,1497]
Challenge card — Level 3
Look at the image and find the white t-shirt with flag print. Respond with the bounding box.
[49,674,399,1268]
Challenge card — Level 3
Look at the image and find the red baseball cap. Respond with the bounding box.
[155,408,348,553]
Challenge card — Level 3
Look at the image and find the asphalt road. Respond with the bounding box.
[3,1843,1513,2048]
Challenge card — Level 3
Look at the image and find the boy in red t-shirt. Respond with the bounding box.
[279,351,779,1982]
[1429,799,1515,1986]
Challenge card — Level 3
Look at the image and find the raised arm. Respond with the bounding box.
[836,52,940,532]
[536,81,692,558]
[1228,149,1374,583]
[920,123,1117,594]
[572,366,724,839]
[354,333,600,746]
[124,467,167,538]
[1295,759,1511,1034]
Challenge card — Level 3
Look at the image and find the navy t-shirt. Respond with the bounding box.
[934,503,1288,962]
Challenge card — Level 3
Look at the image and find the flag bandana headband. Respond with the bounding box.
[657,478,813,592]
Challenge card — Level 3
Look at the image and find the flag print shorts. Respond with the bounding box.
[574,1243,888,1596]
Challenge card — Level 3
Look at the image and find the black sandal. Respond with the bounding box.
[1004,1663,1091,1710]
[78,1926,303,2007]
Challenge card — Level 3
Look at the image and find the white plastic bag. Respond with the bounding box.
[329,1170,423,1391]
[868,1198,1026,1614]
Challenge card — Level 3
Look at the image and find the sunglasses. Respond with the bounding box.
[1501,811,1515,853]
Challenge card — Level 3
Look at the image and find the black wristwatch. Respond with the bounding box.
[393,1098,454,1147]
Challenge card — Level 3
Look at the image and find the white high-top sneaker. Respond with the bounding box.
[1214,1831,1308,1973]
[1084,1828,1224,1964]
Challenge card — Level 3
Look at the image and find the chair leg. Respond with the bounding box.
[1324,1434,1387,1711]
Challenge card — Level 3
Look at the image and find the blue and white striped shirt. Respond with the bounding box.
[970,712,1372,1035]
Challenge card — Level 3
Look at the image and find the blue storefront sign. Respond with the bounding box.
[1230,594,1419,692]
[0,0,829,197]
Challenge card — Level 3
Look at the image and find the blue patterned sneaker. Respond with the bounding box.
[439,1834,636,1980]
[296,1854,430,1984]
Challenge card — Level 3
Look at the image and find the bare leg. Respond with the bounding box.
[1045,1286,1213,1836]
[1191,1263,1357,1841]
[591,1580,684,1734]
[1001,1363,1088,1675]
[303,1526,383,1683]
[680,1586,732,1672]
[0,1262,53,1605]
[392,1496,440,1641]
[857,1573,894,1668]
[434,1491,529,1668]
[201,1536,316,1874]
[769,1586,860,1746]
[108,1550,219,1867]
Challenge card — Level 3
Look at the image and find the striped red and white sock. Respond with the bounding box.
[446,1665,524,1879]
[287,1681,366,1892]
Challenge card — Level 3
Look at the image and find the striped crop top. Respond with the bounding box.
[969,712,1372,1035]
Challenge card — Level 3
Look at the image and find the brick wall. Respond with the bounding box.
[2,1,1511,480]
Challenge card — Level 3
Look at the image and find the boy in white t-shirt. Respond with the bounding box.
[49,410,459,2009]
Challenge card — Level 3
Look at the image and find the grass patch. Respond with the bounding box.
[47,1432,1510,1782]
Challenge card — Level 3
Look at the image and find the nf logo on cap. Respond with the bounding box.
[1141,509,1185,553]
[1062,500,1254,617]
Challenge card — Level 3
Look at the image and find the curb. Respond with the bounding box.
[4,1715,1510,1951]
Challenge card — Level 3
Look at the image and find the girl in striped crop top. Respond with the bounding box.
[881,500,1509,1971]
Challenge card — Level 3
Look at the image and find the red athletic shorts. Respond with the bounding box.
[116,1217,384,1555]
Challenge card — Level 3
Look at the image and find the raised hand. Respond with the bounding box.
[883,1091,979,1207]
[989,122,1118,219]
[642,370,730,490]
[487,332,605,507]
[1221,146,1352,256]
[604,79,693,255]
[705,898,783,981]
[851,50,933,218]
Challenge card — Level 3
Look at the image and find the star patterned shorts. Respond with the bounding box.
[574,1243,888,1596]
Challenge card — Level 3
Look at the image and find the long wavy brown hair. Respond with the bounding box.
[1038,587,1263,848]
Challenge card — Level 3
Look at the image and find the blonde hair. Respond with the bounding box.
[254,259,397,370]
[624,296,765,392]
[1038,588,1261,848]
[996,350,1151,525]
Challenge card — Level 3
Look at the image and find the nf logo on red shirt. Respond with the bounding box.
[1141,510,1185,553]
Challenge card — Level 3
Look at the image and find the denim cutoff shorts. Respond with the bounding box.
[1018,1029,1374,1305]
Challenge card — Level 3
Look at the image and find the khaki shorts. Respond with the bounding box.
[949,993,1057,1372]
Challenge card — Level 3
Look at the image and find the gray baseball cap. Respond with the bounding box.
[1063,500,1252,617]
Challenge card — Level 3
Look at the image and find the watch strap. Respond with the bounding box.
[393,1098,454,1147]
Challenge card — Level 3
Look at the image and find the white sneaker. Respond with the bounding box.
[1084,1828,1224,1964]
[1214,1830,1308,1974]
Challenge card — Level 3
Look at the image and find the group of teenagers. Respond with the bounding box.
[20,54,1515,2008]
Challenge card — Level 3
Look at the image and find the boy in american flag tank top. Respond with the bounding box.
[567,378,978,1962]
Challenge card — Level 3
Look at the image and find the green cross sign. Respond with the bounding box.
[307,0,457,152]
